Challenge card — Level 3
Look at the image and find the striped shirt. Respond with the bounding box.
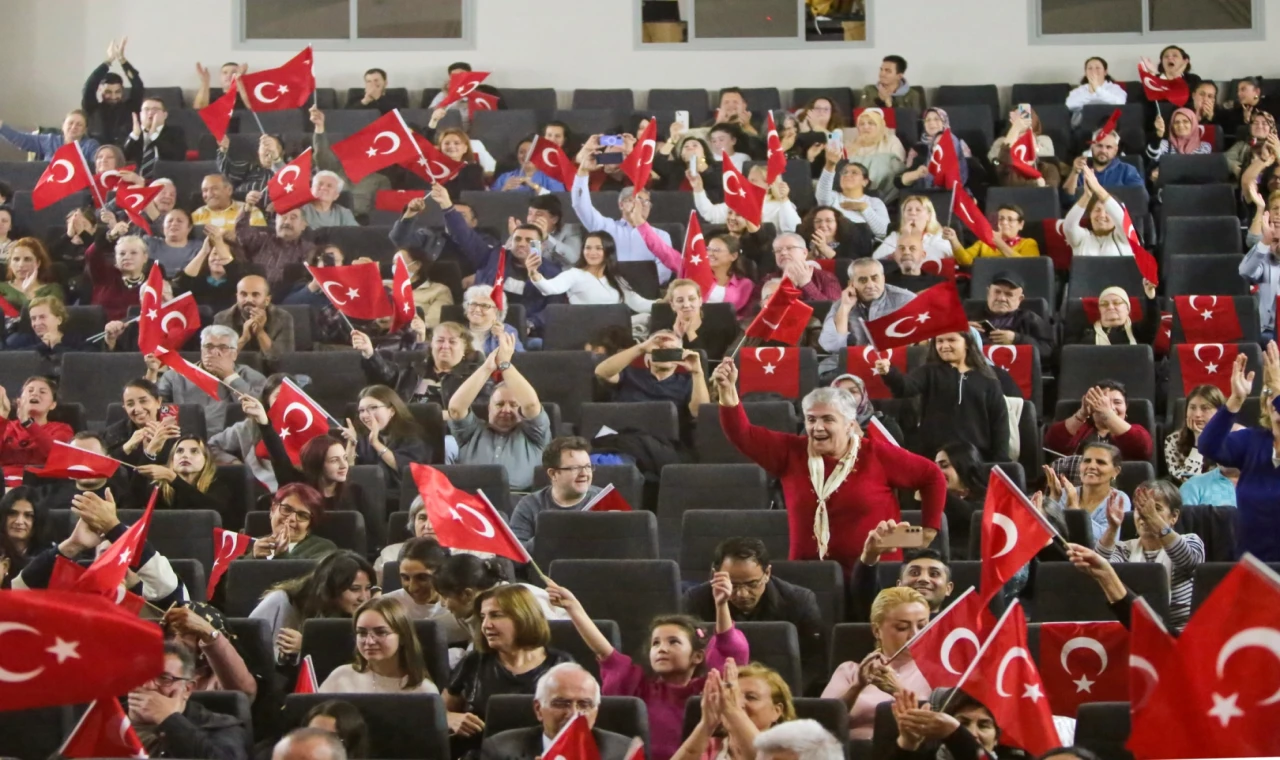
[1102,533,1205,631]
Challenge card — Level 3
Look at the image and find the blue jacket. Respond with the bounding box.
[0,125,99,163]
[1198,406,1280,560]
[443,207,564,332]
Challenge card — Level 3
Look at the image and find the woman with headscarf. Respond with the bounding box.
[1228,111,1277,183]
[163,602,257,698]
[1146,107,1212,181]
[829,373,903,445]
[896,108,971,191]
[845,109,906,204]
[1074,282,1159,346]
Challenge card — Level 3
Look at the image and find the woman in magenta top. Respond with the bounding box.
[547,575,749,760]
[635,221,754,318]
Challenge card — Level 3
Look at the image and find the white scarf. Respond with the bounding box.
[807,435,861,559]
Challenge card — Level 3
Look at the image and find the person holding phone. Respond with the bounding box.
[963,271,1055,365]
[1060,129,1143,198]
[594,330,710,434]
[988,106,1058,187]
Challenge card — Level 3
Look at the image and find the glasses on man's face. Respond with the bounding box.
[553,465,593,475]
[731,577,766,592]
[273,502,312,523]
[630,197,652,207]
[202,344,234,353]
[548,699,598,712]
[148,673,194,688]
[356,627,395,640]
[358,404,388,416]
[774,245,807,254]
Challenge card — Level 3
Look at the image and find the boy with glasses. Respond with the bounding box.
[509,436,603,553]
[128,642,251,759]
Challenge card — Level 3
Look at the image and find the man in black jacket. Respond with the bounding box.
[83,37,145,146]
[480,663,633,760]
[966,270,1054,367]
[127,642,250,760]
[123,98,188,173]
[682,537,825,690]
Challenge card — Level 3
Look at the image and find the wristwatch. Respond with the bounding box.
[497,361,512,372]
[1158,525,1173,537]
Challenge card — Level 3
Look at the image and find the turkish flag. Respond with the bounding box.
[1154,311,1173,357]
[983,344,1033,400]
[136,263,165,354]
[1199,123,1218,147]
[330,109,421,183]
[403,133,465,185]
[240,46,315,112]
[468,90,500,121]
[489,249,508,313]
[295,654,319,694]
[952,185,995,248]
[206,527,252,599]
[739,347,801,398]
[0,589,164,711]
[1008,129,1042,180]
[139,292,201,355]
[436,70,491,109]
[721,152,766,227]
[864,280,970,351]
[30,440,121,480]
[375,190,424,213]
[1173,295,1243,343]
[0,298,19,318]
[978,467,1054,605]
[955,602,1059,755]
[1127,597,1191,755]
[1040,219,1073,272]
[680,211,715,299]
[198,78,239,143]
[152,346,224,399]
[543,713,600,760]
[926,129,963,190]
[1122,206,1159,285]
[1138,65,1190,107]
[268,148,315,214]
[1176,343,1240,396]
[92,163,139,206]
[116,183,164,235]
[1081,296,1143,323]
[853,107,897,128]
[583,484,633,513]
[308,261,393,321]
[864,416,899,448]
[48,555,148,616]
[61,699,148,759]
[270,377,333,465]
[1038,621,1129,717]
[907,587,990,688]
[765,111,787,185]
[528,136,577,189]
[410,463,531,563]
[744,278,812,345]
[390,251,415,332]
[33,142,93,210]
[620,118,657,191]
[75,489,157,600]
[1093,108,1123,143]
[919,257,957,280]
[844,346,906,400]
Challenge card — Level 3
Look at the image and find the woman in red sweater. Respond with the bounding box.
[712,359,946,574]
[0,376,75,485]
[85,229,150,322]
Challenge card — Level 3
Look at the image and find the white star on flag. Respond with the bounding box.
[346,288,360,299]
[1208,692,1244,727]
[418,157,429,167]
[1021,683,1043,702]
[763,363,776,374]
[117,548,132,566]
[689,255,702,265]
[280,428,291,439]
[402,302,412,313]
[1201,309,1214,320]
[284,183,294,193]
[278,85,290,94]
[46,637,80,664]
[147,310,158,319]
[915,312,932,324]
[366,147,378,158]
[1205,362,1219,374]
[1073,675,1094,693]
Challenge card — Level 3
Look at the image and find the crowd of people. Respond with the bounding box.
[0,41,1275,760]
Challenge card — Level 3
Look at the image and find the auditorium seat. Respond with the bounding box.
[984,186,1061,223]
[736,620,803,694]
[679,509,790,577]
[969,256,1056,306]
[283,694,449,760]
[1167,342,1262,402]
[541,304,633,351]
[548,558,681,654]
[273,351,366,416]
[790,87,854,117]
[0,161,50,191]
[318,109,380,135]
[552,109,626,140]
[0,351,56,401]
[580,400,680,442]
[1080,103,1146,153]
[399,464,511,516]
[1057,345,1156,403]
[0,705,73,760]
[1164,255,1250,297]
[573,89,635,112]
[937,104,995,156]
[829,623,878,673]
[233,109,306,134]
[170,558,208,602]
[1066,257,1145,301]
[647,89,711,124]
[1157,154,1231,185]
[225,559,318,617]
[1162,216,1241,255]
[188,691,253,751]
[724,87,782,113]
[246,510,367,556]
[695,401,797,464]
[615,260,662,300]
[12,190,93,241]
[50,508,221,576]
[1191,561,1280,612]
[657,464,771,560]
[933,85,1000,120]
[1030,562,1169,622]
[548,618,622,682]
[1073,702,1133,760]
[1011,82,1072,106]
[532,510,659,568]
[469,109,540,164]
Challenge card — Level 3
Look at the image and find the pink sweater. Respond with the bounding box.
[599,628,749,760]
[636,223,754,317]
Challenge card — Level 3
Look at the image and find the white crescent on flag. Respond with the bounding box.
[254,82,281,103]
[50,159,76,184]
[321,280,349,305]
[372,131,402,156]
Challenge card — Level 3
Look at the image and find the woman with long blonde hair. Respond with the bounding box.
[845,109,906,203]
[136,436,230,511]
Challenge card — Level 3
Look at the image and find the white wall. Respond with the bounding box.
[0,0,1272,128]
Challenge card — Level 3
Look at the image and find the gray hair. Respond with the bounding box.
[849,257,883,278]
[201,324,238,346]
[272,728,347,760]
[407,495,424,531]
[463,284,507,321]
[618,186,637,205]
[534,662,601,705]
[773,232,807,251]
[1138,479,1183,513]
[753,720,843,760]
[311,169,346,196]
[115,234,147,253]
[801,387,860,424]
[164,640,196,677]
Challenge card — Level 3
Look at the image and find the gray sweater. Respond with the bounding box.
[818,284,916,350]
[509,485,603,553]
[157,363,266,436]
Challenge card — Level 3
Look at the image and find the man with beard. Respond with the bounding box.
[849,522,956,620]
[213,274,294,361]
[509,437,601,553]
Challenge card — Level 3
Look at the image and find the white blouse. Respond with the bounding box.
[1063,197,1133,257]
[318,664,439,694]
[530,268,654,313]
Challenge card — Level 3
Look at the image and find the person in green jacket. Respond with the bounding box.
[249,482,339,560]
[0,237,64,313]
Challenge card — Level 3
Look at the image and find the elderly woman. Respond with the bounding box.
[1166,385,1231,483]
[303,170,359,229]
[249,482,339,560]
[0,237,64,313]
[816,152,889,237]
[458,284,525,355]
[846,109,906,204]
[672,660,796,760]
[873,196,952,263]
[829,374,904,443]
[897,108,972,191]
[989,107,1059,187]
[1146,107,1212,181]
[1096,479,1205,631]
[1074,283,1158,345]
[375,496,436,580]
[1064,167,1136,257]
[146,208,203,272]
[713,362,945,573]
[86,229,152,321]
[356,321,484,408]
[1044,442,1132,539]
[823,587,931,740]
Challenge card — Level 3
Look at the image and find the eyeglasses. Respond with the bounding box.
[730,578,766,592]
[148,673,194,688]
[553,465,593,475]
[358,404,388,415]
[272,502,312,523]
[466,303,495,311]
[774,245,807,254]
[629,197,652,207]
[548,699,598,712]
[356,627,395,640]
[201,344,235,353]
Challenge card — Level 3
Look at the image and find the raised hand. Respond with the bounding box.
[429,181,452,209]
[351,329,375,359]
[710,571,733,606]
[711,357,738,392]
[1229,353,1255,404]
[1105,491,1125,529]
[240,395,269,425]
[1154,112,1166,139]
[403,197,426,218]
[195,62,210,85]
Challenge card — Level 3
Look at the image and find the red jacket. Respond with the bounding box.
[0,419,74,467]
[1043,417,1153,462]
[85,239,143,322]
[720,403,945,574]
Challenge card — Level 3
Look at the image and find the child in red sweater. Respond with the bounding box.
[0,377,75,485]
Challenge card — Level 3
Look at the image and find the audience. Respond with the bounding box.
[816,155,889,238]
[234,205,314,297]
[303,171,359,229]
[753,720,843,760]
[1045,380,1154,465]
[0,109,99,161]
[764,233,841,302]
[673,660,796,760]
[1063,168,1139,257]
[510,436,601,551]
[844,109,906,203]
[1074,283,1158,346]
[965,271,1055,363]
[858,56,924,110]
[1221,76,1277,136]
[249,482,340,560]
[882,229,945,293]
[1061,130,1143,198]
[1066,56,1127,113]
[528,231,654,313]
[249,550,376,663]
[213,274,295,361]
[162,602,257,699]
[593,329,710,425]
[159,324,267,436]
[573,140,675,283]
[346,384,430,498]
[1166,385,1229,484]
[300,703,367,759]
[899,108,971,190]
[873,196,952,263]
[820,258,915,349]
[1045,442,1132,538]
[347,67,407,113]
[1146,107,1212,181]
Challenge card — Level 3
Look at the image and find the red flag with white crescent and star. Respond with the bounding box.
[410,463,530,563]
[91,163,138,205]
[206,527,252,599]
[436,71,491,109]
[1176,343,1240,396]
[139,292,200,355]
[390,251,415,332]
[239,46,315,112]
[720,151,765,227]
[1127,597,1192,755]
[844,346,905,400]
[926,128,963,190]
[61,698,148,759]
[115,183,165,235]
[1038,621,1129,717]
[1122,205,1159,285]
[330,109,422,183]
[467,90,500,121]
[73,488,158,601]
[152,346,223,399]
[982,344,1034,400]
[1008,128,1042,180]
[403,132,466,186]
[620,118,657,191]
[864,416,899,447]
[268,148,315,214]
[907,587,992,688]
[743,277,812,345]
[978,468,1054,605]
[765,111,787,185]
[738,346,800,398]
[864,280,970,351]
[528,136,578,189]
[583,483,633,512]
[33,142,93,211]
[198,78,239,143]
[269,377,332,465]
[1172,295,1243,343]
[29,440,121,480]
[1138,64,1190,107]
[135,262,165,355]
[490,249,508,313]
[952,184,996,248]
[680,211,715,300]
[542,713,601,760]
[307,261,394,322]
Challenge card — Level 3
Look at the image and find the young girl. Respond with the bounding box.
[343,385,430,498]
[547,576,749,760]
[320,596,439,694]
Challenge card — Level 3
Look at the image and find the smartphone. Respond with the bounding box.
[599,135,625,148]
[828,128,844,145]
[158,405,179,423]
[650,348,685,363]
[688,155,698,176]
[597,152,624,165]
[880,524,926,549]
[675,110,690,129]
[1018,103,1031,120]
[528,239,541,259]
[1083,148,1093,159]
[979,320,997,333]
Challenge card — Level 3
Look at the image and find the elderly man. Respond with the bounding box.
[273,729,347,760]
[763,233,842,303]
[83,37,145,146]
[309,106,389,219]
[571,138,674,283]
[965,270,1054,364]
[1062,128,1143,198]
[302,170,358,229]
[234,204,314,298]
[193,175,266,229]
[754,720,845,760]
[714,361,944,574]
[448,331,550,490]
[127,642,250,760]
[159,325,267,436]
[213,274,295,361]
[819,258,914,350]
[1044,379,1153,477]
[0,109,100,162]
[594,329,709,424]
[480,663,633,760]
[883,229,944,293]
[510,437,603,553]
[124,97,187,169]
[218,133,286,200]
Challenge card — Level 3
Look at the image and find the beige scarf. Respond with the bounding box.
[807,435,861,559]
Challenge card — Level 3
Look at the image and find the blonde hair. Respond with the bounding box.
[870,587,929,649]
[738,662,797,723]
[899,196,942,236]
[351,596,429,689]
[474,585,550,653]
[665,278,703,301]
[436,128,476,163]
[850,109,897,156]
[160,437,216,506]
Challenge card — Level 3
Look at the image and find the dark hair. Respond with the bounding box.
[1197,80,1219,97]
[447,61,472,73]
[883,55,908,74]
[1081,441,1124,470]
[799,97,845,130]
[1035,749,1102,760]
[1095,378,1128,399]
[364,68,387,79]
[575,231,632,297]
[304,700,370,759]
[1178,384,1227,458]
[542,435,591,470]
[262,373,292,407]
[926,331,994,379]
[644,614,711,676]
[708,122,746,153]
[274,482,328,528]
[102,73,124,87]
[706,233,753,281]
[123,377,163,406]
[901,547,952,584]
[996,204,1025,223]
[1158,45,1191,75]
[720,87,747,105]
[398,536,449,568]
[0,181,12,203]
[527,195,563,232]
[275,550,376,620]
[433,554,509,599]
[221,62,240,69]
[165,640,198,677]
[712,537,771,570]
[1080,56,1115,84]
[142,97,167,111]
[799,205,856,249]
[938,441,987,497]
[356,385,422,444]
[585,325,632,356]
[0,487,41,570]
[71,430,105,452]
[299,434,346,502]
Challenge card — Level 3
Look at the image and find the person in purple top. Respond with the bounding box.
[546,575,749,760]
